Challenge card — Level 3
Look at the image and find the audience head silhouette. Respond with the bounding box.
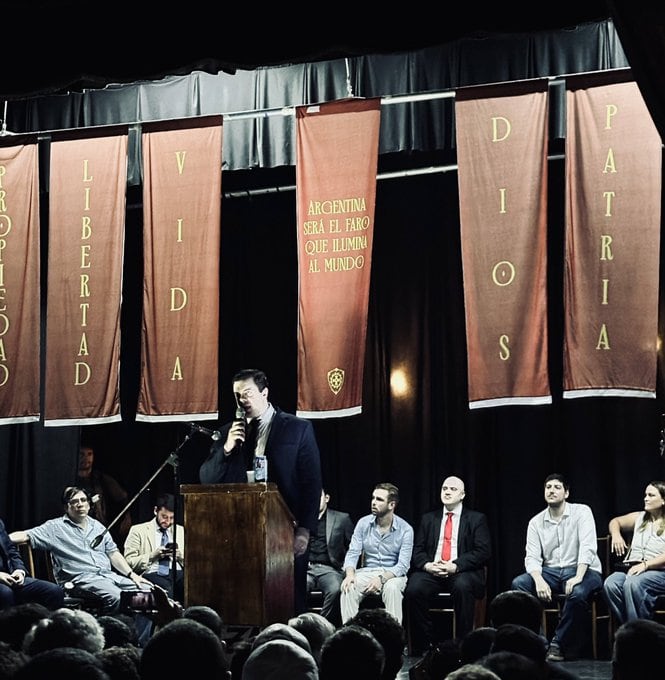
[346,608,405,680]
[22,608,105,655]
[489,590,543,633]
[319,624,385,680]
[140,618,230,680]
[242,639,318,680]
[287,612,335,665]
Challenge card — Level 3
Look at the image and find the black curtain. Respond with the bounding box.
[1,18,663,608]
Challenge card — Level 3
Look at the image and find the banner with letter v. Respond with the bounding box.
[295,98,381,418]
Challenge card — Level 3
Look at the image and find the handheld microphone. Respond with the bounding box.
[234,406,247,449]
[189,423,222,441]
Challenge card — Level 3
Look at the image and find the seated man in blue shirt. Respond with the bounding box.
[340,482,414,624]
[9,486,153,614]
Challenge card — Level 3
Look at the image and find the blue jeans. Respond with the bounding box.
[604,569,665,624]
[511,566,602,658]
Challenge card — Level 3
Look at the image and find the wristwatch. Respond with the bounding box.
[379,573,387,585]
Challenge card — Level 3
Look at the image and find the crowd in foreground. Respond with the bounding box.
[0,587,664,680]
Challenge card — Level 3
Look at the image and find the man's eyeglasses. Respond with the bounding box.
[68,497,89,506]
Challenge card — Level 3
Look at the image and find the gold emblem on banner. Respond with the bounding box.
[327,368,344,395]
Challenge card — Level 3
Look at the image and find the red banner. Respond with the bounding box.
[563,78,662,398]
[456,82,551,408]
[45,134,127,425]
[295,99,381,418]
[0,144,40,423]
[137,118,222,422]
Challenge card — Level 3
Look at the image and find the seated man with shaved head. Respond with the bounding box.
[404,476,491,655]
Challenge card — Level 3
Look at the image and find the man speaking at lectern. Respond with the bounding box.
[199,368,322,614]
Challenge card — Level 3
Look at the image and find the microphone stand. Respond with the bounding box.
[90,432,193,602]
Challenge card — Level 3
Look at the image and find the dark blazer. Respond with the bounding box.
[199,407,323,533]
[411,506,491,573]
[0,519,27,574]
[324,508,354,570]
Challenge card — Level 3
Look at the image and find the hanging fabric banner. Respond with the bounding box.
[0,143,40,423]
[44,132,127,425]
[563,75,662,398]
[137,117,222,422]
[295,98,381,418]
[456,82,551,409]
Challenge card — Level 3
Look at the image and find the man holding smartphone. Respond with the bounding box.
[124,493,185,603]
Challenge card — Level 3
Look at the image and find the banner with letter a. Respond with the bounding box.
[563,75,662,398]
[0,143,40,423]
[456,82,551,409]
[295,98,380,418]
[45,132,127,425]
[137,117,222,422]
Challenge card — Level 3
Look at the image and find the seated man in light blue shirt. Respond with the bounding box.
[9,486,153,615]
[340,482,414,624]
[511,472,602,662]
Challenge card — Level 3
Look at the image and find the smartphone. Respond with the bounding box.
[120,590,156,612]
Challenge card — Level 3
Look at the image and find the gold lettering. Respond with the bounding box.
[0,313,9,335]
[323,256,365,271]
[0,286,5,311]
[0,214,11,237]
[498,188,507,214]
[308,259,320,273]
[491,116,511,142]
[601,279,609,305]
[171,356,183,380]
[82,159,93,182]
[79,302,89,326]
[596,324,610,350]
[83,186,91,211]
[600,235,613,261]
[81,216,92,239]
[605,103,618,130]
[78,332,89,356]
[0,337,5,361]
[80,274,90,298]
[170,287,187,311]
[0,189,5,213]
[175,151,186,174]
[304,239,328,255]
[307,198,367,215]
[80,244,91,268]
[74,362,91,385]
[603,191,615,217]
[492,261,516,287]
[176,218,183,242]
[0,363,8,387]
[0,165,5,188]
[499,334,510,360]
[603,148,617,174]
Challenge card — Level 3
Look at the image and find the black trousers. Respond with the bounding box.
[404,569,484,649]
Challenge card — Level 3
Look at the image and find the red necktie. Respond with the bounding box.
[441,512,453,561]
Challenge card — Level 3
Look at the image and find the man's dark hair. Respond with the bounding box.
[233,368,269,391]
[346,608,405,680]
[374,483,399,506]
[320,625,385,680]
[490,624,546,666]
[182,605,224,637]
[489,590,543,634]
[544,473,569,491]
[613,619,665,680]
[154,494,175,512]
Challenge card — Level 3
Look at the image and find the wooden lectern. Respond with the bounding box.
[180,483,295,626]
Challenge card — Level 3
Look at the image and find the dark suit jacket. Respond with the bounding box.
[0,519,27,574]
[323,508,354,570]
[199,407,322,533]
[411,506,491,574]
